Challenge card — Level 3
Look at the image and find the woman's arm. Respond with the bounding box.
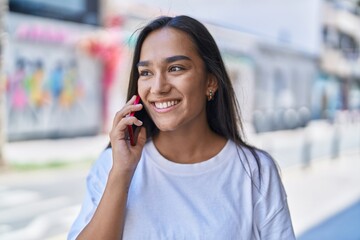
[76,96,146,239]
[76,169,133,239]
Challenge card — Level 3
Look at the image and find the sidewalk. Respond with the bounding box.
[247,120,360,168]
[2,134,109,166]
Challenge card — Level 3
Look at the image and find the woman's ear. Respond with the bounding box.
[207,74,218,89]
[206,74,218,101]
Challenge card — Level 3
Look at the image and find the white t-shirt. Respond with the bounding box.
[68,140,295,240]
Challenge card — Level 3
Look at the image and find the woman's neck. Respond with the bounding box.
[153,125,227,164]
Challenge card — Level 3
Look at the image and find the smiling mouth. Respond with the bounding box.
[153,100,179,109]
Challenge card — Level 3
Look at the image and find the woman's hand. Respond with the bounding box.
[109,95,147,177]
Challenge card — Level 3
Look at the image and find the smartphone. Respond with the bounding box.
[127,95,141,146]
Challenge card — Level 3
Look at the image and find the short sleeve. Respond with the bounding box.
[258,202,295,239]
[252,151,296,240]
[67,148,113,240]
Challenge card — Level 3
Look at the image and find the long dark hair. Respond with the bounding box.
[128,15,245,141]
[124,15,271,187]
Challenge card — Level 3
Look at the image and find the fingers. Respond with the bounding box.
[112,96,143,129]
[110,95,146,147]
[110,115,143,140]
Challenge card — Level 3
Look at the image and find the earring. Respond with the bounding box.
[208,89,213,101]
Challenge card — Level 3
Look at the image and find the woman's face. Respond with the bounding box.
[137,27,215,132]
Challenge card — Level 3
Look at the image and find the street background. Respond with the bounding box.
[1,0,360,239]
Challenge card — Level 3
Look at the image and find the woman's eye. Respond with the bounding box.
[169,66,183,72]
[139,70,151,76]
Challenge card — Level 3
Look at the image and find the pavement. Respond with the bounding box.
[2,134,109,166]
[0,120,359,239]
[0,167,89,240]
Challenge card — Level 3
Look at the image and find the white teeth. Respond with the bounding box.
[155,100,179,109]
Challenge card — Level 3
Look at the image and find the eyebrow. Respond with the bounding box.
[137,55,191,67]
[165,55,191,63]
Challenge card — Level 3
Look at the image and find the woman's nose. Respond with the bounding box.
[150,72,171,94]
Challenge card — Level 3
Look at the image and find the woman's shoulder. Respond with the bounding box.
[233,141,277,172]
[233,142,283,193]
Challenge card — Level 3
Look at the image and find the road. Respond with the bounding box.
[298,199,360,240]
[0,167,88,240]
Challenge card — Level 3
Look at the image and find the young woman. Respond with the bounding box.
[68,15,295,240]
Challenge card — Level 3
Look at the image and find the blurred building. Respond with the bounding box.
[319,0,360,121]
[203,24,316,133]
[107,1,321,133]
[3,0,105,141]
[114,0,360,133]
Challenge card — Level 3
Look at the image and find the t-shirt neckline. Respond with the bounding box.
[145,140,235,176]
